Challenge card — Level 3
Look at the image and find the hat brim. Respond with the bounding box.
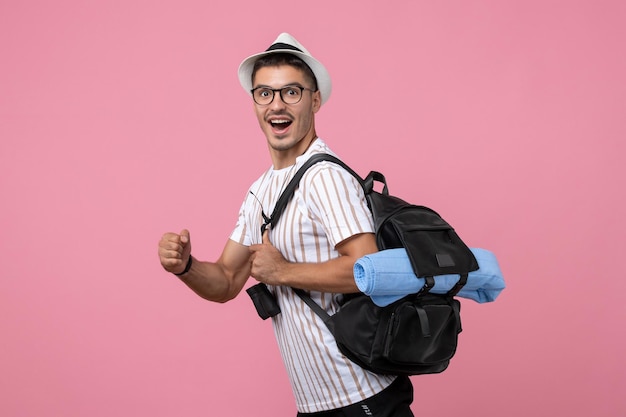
[238,49,332,106]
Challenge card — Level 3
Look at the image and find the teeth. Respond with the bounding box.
[271,119,290,124]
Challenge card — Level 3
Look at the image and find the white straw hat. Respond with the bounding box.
[238,33,332,105]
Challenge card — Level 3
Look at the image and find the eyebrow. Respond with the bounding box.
[253,83,306,89]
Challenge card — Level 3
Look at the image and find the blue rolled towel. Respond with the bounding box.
[353,248,505,307]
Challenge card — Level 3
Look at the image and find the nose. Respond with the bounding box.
[268,91,287,109]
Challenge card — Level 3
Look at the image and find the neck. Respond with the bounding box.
[270,132,318,169]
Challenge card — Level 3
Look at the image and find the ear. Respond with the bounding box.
[312,90,322,113]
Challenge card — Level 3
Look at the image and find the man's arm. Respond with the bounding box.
[249,231,377,293]
[158,230,252,302]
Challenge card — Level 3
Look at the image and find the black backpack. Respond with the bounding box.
[262,153,479,375]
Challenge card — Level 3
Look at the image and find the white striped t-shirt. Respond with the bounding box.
[230,139,395,413]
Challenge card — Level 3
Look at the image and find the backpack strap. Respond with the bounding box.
[292,287,332,322]
[262,153,363,233]
[261,153,364,331]
[446,273,469,297]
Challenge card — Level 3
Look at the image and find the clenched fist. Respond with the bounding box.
[158,229,192,275]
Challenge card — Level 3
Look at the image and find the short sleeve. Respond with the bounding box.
[302,163,374,248]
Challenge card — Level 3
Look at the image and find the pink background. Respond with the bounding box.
[1,1,624,416]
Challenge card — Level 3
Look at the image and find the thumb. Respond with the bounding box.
[262,230,271,245]
[180,229,190,245]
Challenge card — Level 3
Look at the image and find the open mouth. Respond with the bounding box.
[270,119,293,130]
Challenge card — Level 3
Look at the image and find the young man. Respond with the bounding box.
[158,33,414,416]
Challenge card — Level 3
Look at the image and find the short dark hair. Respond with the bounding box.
[251,53,318,91]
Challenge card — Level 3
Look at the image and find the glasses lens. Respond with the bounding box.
[253,88,274,105]
[280,87,302,104]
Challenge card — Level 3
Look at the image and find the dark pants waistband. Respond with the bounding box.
[297,376,414,417]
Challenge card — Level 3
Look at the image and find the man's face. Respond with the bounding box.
[252,65,321,157]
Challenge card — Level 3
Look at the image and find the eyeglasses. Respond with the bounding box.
[250,85,316,105]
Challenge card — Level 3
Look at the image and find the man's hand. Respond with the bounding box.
[158,229,192,275]
[249,231,288,286]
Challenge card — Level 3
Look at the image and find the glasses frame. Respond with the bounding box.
[250,85,317,106]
